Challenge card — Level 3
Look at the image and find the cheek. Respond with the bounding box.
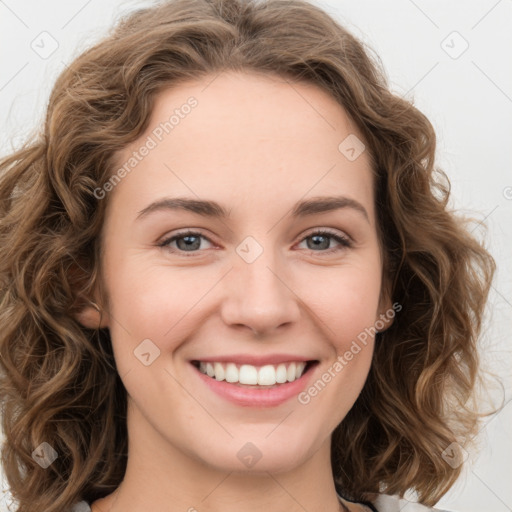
[302,259,382,395]
[307,261,382,342]
[104,257,219,360]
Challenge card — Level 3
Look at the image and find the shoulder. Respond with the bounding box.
[372,494,456,512]
[338,492,456,512]
[70,501,91,512]
[72,495,456,512]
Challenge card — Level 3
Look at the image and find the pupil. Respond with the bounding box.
[178,235,200,251]
[309,234,329,250]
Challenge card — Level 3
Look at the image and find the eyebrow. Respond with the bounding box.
[136,195,369,223]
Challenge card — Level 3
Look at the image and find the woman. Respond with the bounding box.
[0,0,495,511]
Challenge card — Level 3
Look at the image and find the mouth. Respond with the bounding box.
[190,359,319,389]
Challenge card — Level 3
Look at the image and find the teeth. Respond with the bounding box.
[196,361,308,385]
[225,363,238,383]
[287,362,296,382]
[257,365,275,385]
[214,362,225,381]
[276,364,288,383]
[240,364,258,384]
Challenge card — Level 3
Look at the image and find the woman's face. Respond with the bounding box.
[87,71,391,474]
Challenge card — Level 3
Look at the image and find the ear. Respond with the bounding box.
[376,276,395,333]
[68,262,110,329]
[74,298,110,329]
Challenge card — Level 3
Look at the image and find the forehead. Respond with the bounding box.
[108,71,375,222]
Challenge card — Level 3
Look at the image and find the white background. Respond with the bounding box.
[1,1,511,511]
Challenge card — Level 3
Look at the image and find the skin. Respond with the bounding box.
[77,71,392,512]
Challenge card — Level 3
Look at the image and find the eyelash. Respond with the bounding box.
[157,228,353,257]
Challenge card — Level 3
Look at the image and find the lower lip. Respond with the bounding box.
[191,362,317,408]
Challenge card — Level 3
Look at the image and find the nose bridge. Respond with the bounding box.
[220,236,300,334]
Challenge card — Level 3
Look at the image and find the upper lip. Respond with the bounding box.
[191,354,317,366]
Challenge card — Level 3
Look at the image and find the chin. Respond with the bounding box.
[194,436,313,475]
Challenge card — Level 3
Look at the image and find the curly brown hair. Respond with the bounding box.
[0,0,496,510]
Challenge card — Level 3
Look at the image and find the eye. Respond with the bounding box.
[158,230,214,256]
[297,229,352,254]
[158,228,352,257]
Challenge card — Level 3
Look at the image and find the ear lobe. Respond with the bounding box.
[376,306,394,333]
[68,261,109,329]
[376,280,395,333]
[74,300,110,329]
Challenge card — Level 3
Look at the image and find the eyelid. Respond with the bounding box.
[157,229,216,252]
[299,226,353,244]
[295,227,353,253]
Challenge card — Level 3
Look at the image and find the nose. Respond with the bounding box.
[220,247,301,336]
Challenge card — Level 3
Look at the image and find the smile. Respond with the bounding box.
[193,360,313,386]
[191,360,319,407]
